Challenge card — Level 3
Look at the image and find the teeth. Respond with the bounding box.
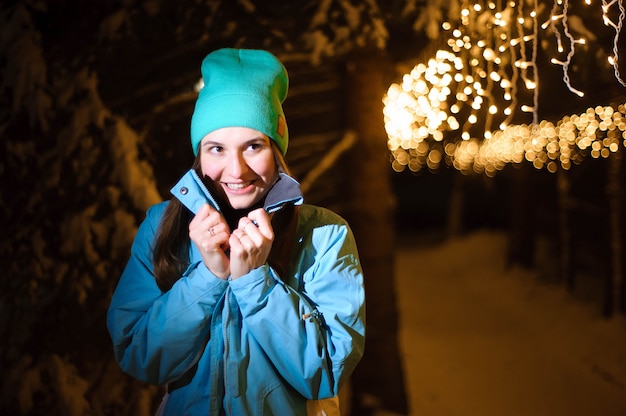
[226,182,250,190]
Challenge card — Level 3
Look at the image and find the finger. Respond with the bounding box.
[228,230,251,259]
[242,220,258,235]
[246,208,273,239]
[201,207,230,236]
[236,219,265,248]
[190,205,219,232]
[229,230,256,258]
[207,216,228,236]
[229,225,270,279]
[231,227,250,243]
[190,203,210,228]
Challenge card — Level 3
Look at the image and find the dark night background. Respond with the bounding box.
[1,0,626,415]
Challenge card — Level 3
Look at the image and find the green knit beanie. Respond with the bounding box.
[190,48,289,156]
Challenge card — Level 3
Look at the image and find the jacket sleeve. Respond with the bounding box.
[106,203,228,385]
[229,218,365,399]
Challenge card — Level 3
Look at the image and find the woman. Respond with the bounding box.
[107,48,366,415]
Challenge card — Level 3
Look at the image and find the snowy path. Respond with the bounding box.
[395,230,626,416]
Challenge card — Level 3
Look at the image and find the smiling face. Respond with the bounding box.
[199,127,279,210]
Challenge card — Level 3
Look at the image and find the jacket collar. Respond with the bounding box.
[170,169,303,215]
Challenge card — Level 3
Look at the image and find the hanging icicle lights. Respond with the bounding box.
[384,0,626,177]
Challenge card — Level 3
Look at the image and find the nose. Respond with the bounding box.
[226,152,249,177]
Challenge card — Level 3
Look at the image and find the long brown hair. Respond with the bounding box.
[153,144,299,292]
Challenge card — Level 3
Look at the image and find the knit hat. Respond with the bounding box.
[190,48,289,156]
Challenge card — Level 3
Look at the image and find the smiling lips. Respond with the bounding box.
[224,181,254,191]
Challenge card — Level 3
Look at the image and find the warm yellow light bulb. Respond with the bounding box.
[484,48,496,61]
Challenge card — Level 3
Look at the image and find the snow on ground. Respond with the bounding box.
[394,230,626,416]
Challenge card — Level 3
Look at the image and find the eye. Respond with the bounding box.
[208,145,223,154]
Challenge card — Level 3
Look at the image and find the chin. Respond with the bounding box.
[227,191,267,210]
[228,198,257,210]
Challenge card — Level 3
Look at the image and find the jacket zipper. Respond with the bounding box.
[190,169,221,211]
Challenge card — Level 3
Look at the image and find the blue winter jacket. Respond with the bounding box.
[107,170,366,415]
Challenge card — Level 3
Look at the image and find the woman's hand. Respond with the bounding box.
[229,208,274,280]
[189,203,230,279]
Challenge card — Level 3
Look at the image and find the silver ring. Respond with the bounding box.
[209,227,215,236]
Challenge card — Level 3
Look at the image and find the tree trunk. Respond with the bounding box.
[343,54,409,415]
[447,172,465,238]
[605,145,625,317]
[557,169,575,291]
[507,163,536,268]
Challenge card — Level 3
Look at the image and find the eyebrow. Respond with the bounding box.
[202,136,269,148]
[201,140,221,148]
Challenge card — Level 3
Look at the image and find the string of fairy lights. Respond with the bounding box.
[383,0,626,176]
